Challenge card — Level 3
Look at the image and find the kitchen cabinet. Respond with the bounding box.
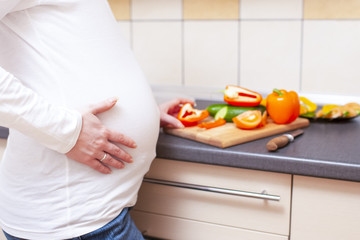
[0,139,6,240]
[291,175,360,240]
[0,139,6,159]
[131,158,291,240]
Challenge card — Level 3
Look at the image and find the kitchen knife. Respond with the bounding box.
[266,129,304,151]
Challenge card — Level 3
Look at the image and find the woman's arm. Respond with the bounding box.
[0,68,136,174]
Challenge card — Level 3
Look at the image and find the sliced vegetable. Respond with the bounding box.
[214,106,228,120]
[232,110,262,130]
[258,110,268,128]
[302,102,360,120]
[223,85,262,107]
[322,104,339,115]
[299,97,317,115]
[317,104,359,119]
[266,89,300,124]
[344,102,360,112]
[207,104,266,122]
[301,111,316,118]
[177,103,209,127]
[197,118,226,129]
[260,98,267,107]
[341,103,360,117]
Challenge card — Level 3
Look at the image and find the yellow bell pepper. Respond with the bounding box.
[322,104,339,115]
[299,97,317,115]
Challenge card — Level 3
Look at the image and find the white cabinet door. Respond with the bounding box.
[291,175,360,240]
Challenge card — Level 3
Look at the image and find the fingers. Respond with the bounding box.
[88,143,133,173]
[97,151,125,170]
[107,130,137,149]
[93,133,135,170]
[89,97,118,115]
[160,113,184,128]
[86,159,113,174]
[159,98,194,128]
[103,141,134,164]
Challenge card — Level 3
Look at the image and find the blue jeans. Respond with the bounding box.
[3,208,144,240]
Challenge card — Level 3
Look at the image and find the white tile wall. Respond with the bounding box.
[240,0,303,19]
[301,20,360,96]
[133,21,182,85]
[121,1,360,103]
[240,21,302,93]
[184,21,238,88]
[131,0,182,20]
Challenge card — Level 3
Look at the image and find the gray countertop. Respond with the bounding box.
[156,100,360,182]
[1,100,359,182]
[0,127,8,139]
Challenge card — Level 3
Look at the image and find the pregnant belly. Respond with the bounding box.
[97,94,160,161]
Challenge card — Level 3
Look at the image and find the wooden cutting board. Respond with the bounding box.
[164,117,310,148]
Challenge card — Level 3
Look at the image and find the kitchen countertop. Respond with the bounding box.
[156,99,360,182]
[0,127,8,139]
[1,100,359,182]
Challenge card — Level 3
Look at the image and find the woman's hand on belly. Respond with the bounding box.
[66,97,137,174]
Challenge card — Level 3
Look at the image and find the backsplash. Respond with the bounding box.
[108,0,360,104]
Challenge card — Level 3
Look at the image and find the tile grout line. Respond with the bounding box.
[181,0,185,86]
[299,0,305,93]
[129,0,133,50]
[238,0,241,86]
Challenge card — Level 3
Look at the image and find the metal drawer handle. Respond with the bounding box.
[143,178,280,202]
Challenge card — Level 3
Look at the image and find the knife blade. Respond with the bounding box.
[266,129,304,151]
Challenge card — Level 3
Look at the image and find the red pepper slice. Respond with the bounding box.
[177,103,209,127]
[197,118,226,129]
[224,85,262,107]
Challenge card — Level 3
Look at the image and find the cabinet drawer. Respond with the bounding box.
[134,158,291,236]
[131,210,287,240]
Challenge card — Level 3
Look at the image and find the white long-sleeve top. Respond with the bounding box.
[0,0,160,239]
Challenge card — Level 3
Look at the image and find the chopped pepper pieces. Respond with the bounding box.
[197,118,226,129]
[232,110,262,130]
[258,110,268,128]
[266,89,300,124]
[224,85,262,107]
[177,103,209,127]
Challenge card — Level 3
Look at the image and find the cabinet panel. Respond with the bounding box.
[0,139,7,240]
[291,175,360,240]
[0,139,6,160]
[134,158,291,236]
[131,210,288,240]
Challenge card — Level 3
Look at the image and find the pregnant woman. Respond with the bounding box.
[0,1,190,239]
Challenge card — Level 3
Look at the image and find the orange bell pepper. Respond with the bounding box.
[177,103,209,127]
[266,89,300,124]
[224,85,262,107]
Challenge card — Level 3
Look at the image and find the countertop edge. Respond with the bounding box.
[0,127,9,139]
[156,139,360,183]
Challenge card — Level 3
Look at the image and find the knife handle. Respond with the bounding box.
[266,135,290,151]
